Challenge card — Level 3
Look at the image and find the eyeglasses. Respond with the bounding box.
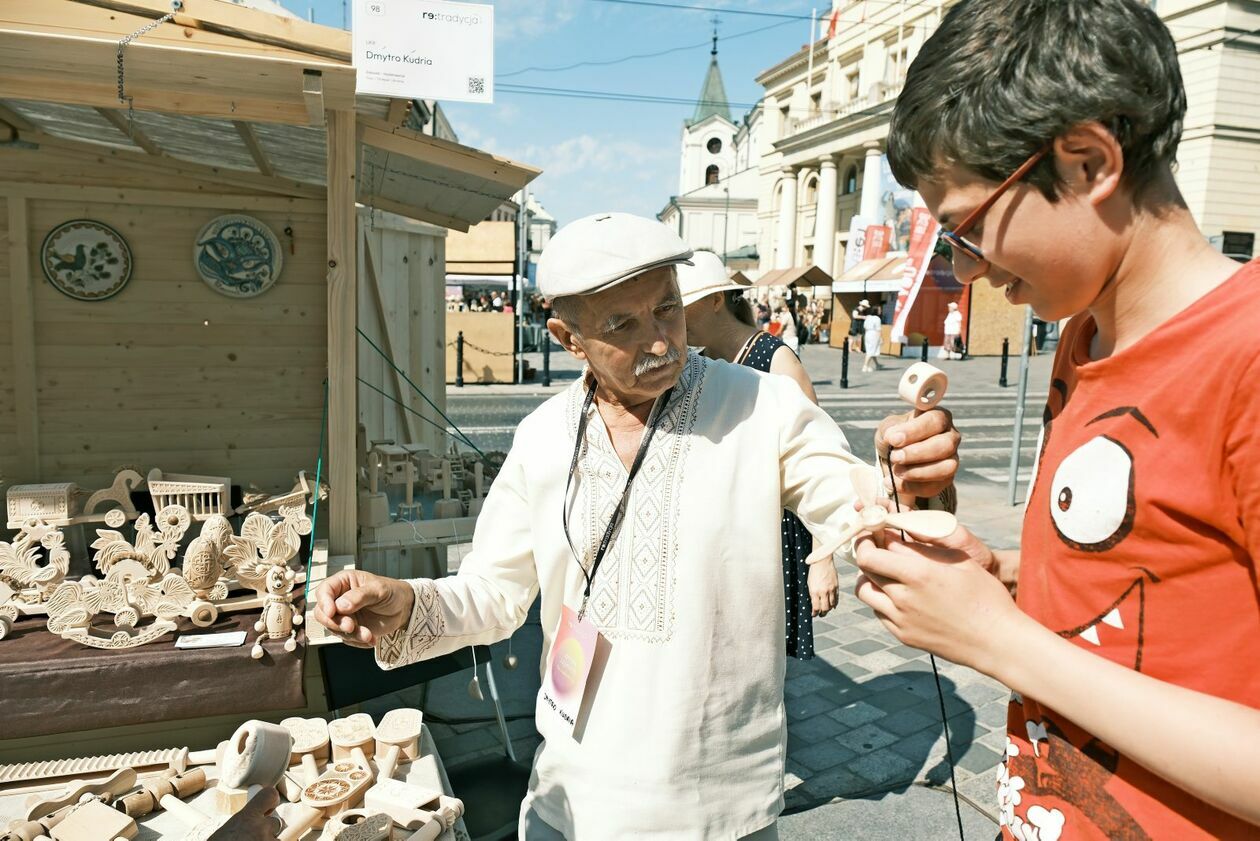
[938,146,1051,277]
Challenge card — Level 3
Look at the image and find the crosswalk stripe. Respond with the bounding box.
[959,445,1037,458]
[969,467,1035,482]
[845,417,1041,430]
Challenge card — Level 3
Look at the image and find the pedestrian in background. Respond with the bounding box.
[941,301,963,359]
[776,304,799,352]
[676,250,835,657]
[861,304,883,372]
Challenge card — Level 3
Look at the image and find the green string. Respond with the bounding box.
[355,326,486,457]
[304,378,329,604]
[356,377,485,457]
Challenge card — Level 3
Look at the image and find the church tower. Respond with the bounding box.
[678,29,738,195]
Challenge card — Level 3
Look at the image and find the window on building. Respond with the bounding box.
[810,91,822,113]
[886,44,911,86]
[706,164,720,185]
[780,105,791,135]
[843,165,858,195]
[805,176,819,205]
[707,137,722,154]
[846,69,861,101]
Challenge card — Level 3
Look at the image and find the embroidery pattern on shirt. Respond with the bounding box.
[378,578,444,664]
[567,352,705,643]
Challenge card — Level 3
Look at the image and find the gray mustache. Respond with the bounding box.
[634,347,681,376]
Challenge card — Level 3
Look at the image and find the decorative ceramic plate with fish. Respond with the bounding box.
[41,220,133,302]
[194,214,284,298]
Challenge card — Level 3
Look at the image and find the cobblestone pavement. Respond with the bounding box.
[378,343,1054,835]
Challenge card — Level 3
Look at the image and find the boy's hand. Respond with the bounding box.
[875,409,961,500]
[853,526,1020,672]
[807,557,839,617]
[314,570,415,648]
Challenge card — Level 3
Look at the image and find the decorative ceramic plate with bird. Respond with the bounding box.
[40,220,132,301]
[194,214,284,298]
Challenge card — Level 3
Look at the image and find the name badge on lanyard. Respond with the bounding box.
[541,605,599,734]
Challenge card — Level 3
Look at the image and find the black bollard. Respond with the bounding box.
[840,339,849,389]
[456,331,465,388]
[921,336,929,362]
[542,331,551,387]
[999,337,1010,387]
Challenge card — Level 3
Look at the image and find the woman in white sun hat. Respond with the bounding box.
[678,250,836,659]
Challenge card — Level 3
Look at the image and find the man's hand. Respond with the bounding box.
[314,570,416,648]
[807,557,839,617]
[874,408,960,500]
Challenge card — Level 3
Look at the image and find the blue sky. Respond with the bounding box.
[284,0,818,225]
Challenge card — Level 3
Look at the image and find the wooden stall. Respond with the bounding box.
[0,0,538,766]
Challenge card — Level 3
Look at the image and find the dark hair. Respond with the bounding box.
[724,290,755,327]
[887,0,1186,202]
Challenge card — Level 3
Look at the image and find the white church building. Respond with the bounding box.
[658,36,761,269]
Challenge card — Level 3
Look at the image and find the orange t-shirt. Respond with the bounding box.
[1004,260,1260,840]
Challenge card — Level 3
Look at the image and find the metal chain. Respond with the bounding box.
[116,2,183,138]
[448,338,516,357]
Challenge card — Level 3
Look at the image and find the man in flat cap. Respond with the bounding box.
[316,213,961,839]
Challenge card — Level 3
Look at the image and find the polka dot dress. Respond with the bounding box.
[742,331,816,661]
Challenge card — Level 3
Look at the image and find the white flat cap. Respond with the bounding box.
[538,212,693,299]
[677,250,750,306]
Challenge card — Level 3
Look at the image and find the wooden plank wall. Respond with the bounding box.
[0,151,330,494]
[357,213,447,456]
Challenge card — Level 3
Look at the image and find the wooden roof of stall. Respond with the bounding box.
[0,0,540,230]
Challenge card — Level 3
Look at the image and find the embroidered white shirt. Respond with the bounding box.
[377,351,864,839]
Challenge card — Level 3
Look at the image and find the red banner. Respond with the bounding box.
[892,207,940,340]
[862,224,891,261]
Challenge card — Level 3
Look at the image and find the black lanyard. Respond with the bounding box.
[562,381,674,620]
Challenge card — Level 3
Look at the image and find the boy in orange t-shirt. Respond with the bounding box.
[854,0,1260,837]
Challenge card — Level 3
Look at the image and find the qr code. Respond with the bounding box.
[468,77,485,95]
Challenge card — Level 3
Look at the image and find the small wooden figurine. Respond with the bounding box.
[248,564,302,659]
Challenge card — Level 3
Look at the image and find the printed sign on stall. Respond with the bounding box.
[353,0,494,103]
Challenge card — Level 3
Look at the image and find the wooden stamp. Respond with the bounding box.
[372,708,422,782]
[328,714,376,766]
[22,768,136,822]
[362,779,462,832]
[280,717,331,786]
[278,761,374,841]
[47,799,136,841]
[320,810,392,841]
[220,721,294,790]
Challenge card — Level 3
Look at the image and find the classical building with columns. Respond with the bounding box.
[751,0,1260,355]
[659,36,761,265]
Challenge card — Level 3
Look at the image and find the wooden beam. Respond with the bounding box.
[68,0,353,62]
[358,118,541,189]
[28,131,324,199]
[233,120,274,177]
[326,109,358,556]
[360,194,471,233]
[0,26,356,125]
[6,196,41,482]
[303,70,325,128]
[0,180,324,212]
[361,229,420,444]
[94,107,163,156]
